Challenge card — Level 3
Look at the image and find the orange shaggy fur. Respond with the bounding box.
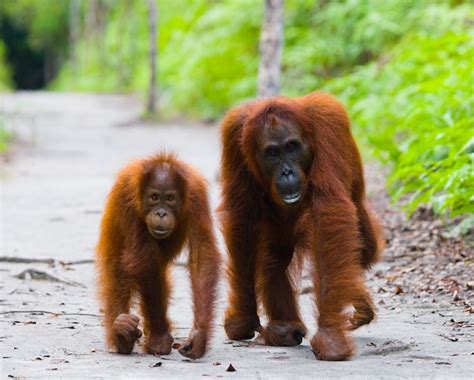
[219,92,384,360]
[96,153,221,358]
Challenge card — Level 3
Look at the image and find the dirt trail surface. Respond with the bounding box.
[1,93,472,379]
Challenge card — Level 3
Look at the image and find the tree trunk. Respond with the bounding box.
[146,0,158,115]
[69,0,81,73]
[85,0,98,38]
[257,0,284,98]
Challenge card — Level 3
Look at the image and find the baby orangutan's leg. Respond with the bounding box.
[139,271,173,355]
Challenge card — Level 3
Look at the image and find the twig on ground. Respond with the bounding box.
[0,310,100,317]
[59,259,94,265]
[14,269,86,288]
[0,257,94,266]
[0,257,55,265]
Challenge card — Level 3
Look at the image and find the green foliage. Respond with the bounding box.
[0,40,12,150]
[53,0,262,118]
[53,0,149,93]
[325,14,473,218]
[0,40,12,90]
[53,0,471,119]
[0,118,12,152]
[0,0,70,53]
[2,0,473,221]
[284,0,430,95]
[159,0,261,118]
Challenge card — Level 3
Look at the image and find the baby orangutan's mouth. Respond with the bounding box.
[152,228,172,239]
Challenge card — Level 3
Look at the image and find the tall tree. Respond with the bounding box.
[69,0,81,73]
[257,0,284,98]
[146,0,158,115]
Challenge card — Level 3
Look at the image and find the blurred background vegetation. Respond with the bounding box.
[0,0,473,228]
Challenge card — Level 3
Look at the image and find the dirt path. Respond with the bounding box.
[1,93,472,379]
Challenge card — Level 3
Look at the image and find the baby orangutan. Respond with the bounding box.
[96,153,221,359]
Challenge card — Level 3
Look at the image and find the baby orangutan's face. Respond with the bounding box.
[142,166,183,240]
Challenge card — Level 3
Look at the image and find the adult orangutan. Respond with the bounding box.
[96,153,221,359]
[219,92,384,361]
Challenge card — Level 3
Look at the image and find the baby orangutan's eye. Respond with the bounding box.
[150,194,159,201]
[166,195,175,202]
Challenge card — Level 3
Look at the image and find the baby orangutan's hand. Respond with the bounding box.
[112,314,142,354]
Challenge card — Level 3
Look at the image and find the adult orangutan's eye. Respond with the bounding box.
[286,140,300,154]
[264,146,279,158]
